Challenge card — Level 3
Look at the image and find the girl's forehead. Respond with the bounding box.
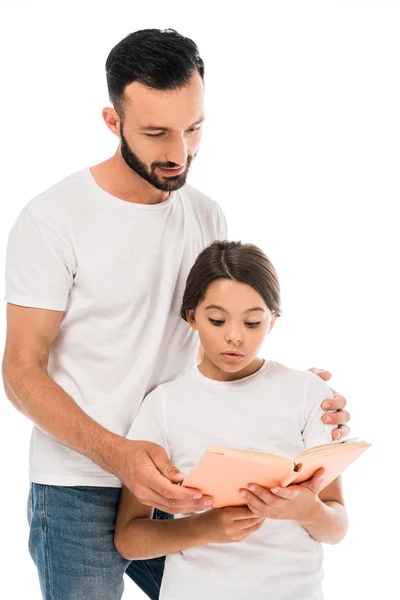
[202,279,268,312]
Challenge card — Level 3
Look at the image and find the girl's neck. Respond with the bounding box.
[198,356,265,382]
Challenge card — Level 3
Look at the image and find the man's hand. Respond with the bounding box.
[309,368,351,440]
[197,506,265,544]
[240,468,325,524]
[116,439,213,515]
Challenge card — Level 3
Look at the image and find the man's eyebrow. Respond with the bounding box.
[139,117,205,132]
[204,305,265,314]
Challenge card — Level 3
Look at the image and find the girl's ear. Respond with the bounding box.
[268,312,278,334]
[186,310,198,330]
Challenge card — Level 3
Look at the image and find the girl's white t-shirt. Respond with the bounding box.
[5,168,227,486]
[128,361,334,600]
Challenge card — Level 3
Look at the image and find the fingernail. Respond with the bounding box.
[271,488,279,494]
[194,493,202,499]
[248,485,256,492]
[204,499,213,506]
[324,402,331,409]
[240,491,247,498]
[336,431,341,439]
[325,416,332,423]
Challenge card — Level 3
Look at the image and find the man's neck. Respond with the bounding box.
[90,152,170,205]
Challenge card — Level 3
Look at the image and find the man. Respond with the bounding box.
[2,29,350,600]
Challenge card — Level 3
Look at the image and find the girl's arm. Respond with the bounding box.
[242,471,348,545]
[114,485,265,560]
[114,485,208,559]
[298,475,348,544]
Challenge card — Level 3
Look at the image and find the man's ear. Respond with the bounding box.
[102,106,121,138]
[186,310,198,331]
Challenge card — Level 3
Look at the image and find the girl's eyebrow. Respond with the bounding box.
[204,305,265,314]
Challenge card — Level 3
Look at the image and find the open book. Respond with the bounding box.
[182,438,370,508]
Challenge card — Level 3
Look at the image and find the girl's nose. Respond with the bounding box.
[225,330,242,344]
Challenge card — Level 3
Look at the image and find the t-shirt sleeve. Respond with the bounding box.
[127,387,170,458]
[219,208,228,240]
[302,371,335,449]
[5,207,76,311]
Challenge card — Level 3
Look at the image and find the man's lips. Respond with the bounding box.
[158,164,186,176]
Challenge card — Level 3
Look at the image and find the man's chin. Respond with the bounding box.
[155,174,188,192]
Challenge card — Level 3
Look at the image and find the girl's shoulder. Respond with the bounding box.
[266,361,332,397]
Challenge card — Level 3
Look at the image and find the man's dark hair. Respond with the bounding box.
[180,241,282,321]
[106,28,204,115]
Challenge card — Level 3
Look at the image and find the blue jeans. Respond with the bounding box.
[27,483,171,600]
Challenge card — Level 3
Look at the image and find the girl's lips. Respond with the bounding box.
[221,352,244,362]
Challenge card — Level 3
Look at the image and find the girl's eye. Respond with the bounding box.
[245,322,261,328]
[209,319,225,327]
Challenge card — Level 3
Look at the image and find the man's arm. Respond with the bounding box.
[2,304,209,514]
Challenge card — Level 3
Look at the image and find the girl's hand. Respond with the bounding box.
[240,468,326,524]
[197,506,265,544]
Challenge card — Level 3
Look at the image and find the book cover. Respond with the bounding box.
[182,439,370,507]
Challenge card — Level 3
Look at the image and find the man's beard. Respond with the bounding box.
[120,128,194,192]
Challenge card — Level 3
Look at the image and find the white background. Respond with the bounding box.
[1,1,399,598]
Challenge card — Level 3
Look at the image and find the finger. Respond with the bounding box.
[240,518,265,533]
[143,459,203,501]
[321,392,347,411]
[245,484,279,504]
[270,486,299,500]
[138,486,214,514]
[322,409,350,426]
[223,506,262,520]
[236,519,266,540]
[301,468,325,494]
[241,488,283,510]
[332,424,350,440]
[135,466,213,507]
[149,446,186,483]
[236,515,265,528]
[309,368,332,382]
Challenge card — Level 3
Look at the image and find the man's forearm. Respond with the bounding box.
[300,500,348,544]
[2,361,125,477]
[115,513,209,560]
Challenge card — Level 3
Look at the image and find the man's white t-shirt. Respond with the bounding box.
[5,168,227,486]
[127,361,334,600]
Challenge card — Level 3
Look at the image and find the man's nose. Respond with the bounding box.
[165,135,188,167]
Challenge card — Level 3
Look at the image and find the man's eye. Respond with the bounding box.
[209,319,225,326]
[188,126,201,133]
[245,322,261,328]
[145,132,164,138]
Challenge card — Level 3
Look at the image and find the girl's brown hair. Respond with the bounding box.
[180,241,281,321]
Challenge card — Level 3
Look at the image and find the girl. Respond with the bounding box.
[115,241,348,600]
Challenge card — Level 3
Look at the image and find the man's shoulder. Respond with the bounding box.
[180,183,222,213]
[26,169,88,218]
